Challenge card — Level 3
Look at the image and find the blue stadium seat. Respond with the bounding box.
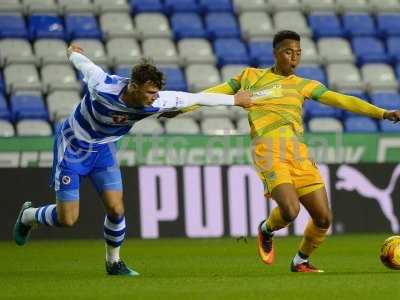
[164,0,199,14]
[0,72,5,95]
[344,116,378,132]
[205,12,240,39]
[395,64,400,80]
[342,13,377,37]
[308,12,344,38]
[213,38,250,67]
[296,66,327,85]
[10,94,48,121]
[65,14,102,40]
[171,13,207,39]
[28,14,65,40]
[380,120,400,132]
[351,37,390,65]
[0,13,28,39]
[129,0,164,13]
[370,91,400,110]
[199,0,233,12]
[305,100,342,119]
[248,40,273,67]
[159,67,187,91]
[386,37,400,63]
[377,13,400,37]
[0,94,10,121]
[114,66,130,78]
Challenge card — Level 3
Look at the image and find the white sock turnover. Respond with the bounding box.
[21,207,38,225]
[106,244,120,264]
[293,253,308,266]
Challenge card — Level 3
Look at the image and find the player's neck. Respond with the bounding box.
[271,65,293,77]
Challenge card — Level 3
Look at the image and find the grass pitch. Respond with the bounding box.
[1,234,399,300]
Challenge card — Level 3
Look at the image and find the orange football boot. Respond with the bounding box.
[290,261,324,273]
[257,221,275,265]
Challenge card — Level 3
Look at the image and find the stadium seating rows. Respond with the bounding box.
[1,0,400,136]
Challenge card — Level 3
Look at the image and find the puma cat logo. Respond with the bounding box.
[336,165,400,232]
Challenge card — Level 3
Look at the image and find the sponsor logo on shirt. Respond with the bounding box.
[111,113,129,124]
[252,85,283,101]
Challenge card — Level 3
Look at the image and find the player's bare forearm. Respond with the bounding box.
[66,44,85,59]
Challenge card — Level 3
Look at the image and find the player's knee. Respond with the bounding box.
[315,213,332,229]
[102,191,124,216]
[282,204,300,222]
[107,206,124,219]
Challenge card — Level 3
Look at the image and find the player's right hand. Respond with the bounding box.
[234,91,252,108]
[383,110,400,123]
[66,44,84,58]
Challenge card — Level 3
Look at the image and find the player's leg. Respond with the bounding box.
[291,186,332,272]
[257,182,300,265]
[13,136,81,245]
[101,189,125,264]
[266,183,301,230]
[14,180,80,245]
[252,136,300,264]
[90,170,138,276]
[14,171,80,242]
[253,137,300,264]
[89,143,138,276]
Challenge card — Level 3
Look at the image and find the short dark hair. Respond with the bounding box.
[272,30,300,49]
[130,58,165,89]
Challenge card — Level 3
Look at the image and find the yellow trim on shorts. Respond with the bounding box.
[297,183,325,197]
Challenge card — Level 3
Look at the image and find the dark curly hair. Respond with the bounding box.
[273,30,300,49]
[130,58,165,89]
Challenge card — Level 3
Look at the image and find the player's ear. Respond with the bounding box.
[128,82,139,92]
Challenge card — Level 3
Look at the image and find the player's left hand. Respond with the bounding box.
[383,110,400,123]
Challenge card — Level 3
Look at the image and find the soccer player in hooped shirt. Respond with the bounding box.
[13,44,253,276]
[167,30,400,272]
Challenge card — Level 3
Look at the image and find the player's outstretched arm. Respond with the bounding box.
[155,90,252,111]
[67,44,106,86]
[316,90,387,119]
[157,82,238,118]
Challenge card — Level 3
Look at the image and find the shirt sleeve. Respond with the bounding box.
[300,79,329,99]
[179,71,243,113]
[317,90,386,119]
[69,52,107,89]
[154,91,234,111]
[225,69,244,94]
[300,79,385,119]
[179,82,237,113]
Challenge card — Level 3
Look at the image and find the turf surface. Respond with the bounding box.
[1,234,399,299]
